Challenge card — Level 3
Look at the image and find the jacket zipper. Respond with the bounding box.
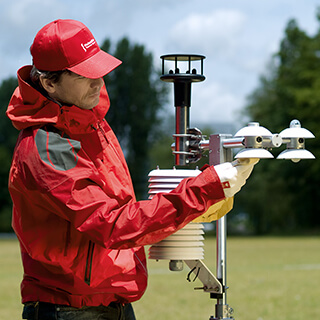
[85,240,95,285]
[91,120,109,144]
[97,120,126,167]
[133,249,148,276]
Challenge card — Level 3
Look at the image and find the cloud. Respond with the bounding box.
[160,9,254,125]
[0,0,66,51]
[190,81,243,124]
[167,9,246,59]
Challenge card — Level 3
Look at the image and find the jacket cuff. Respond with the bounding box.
[200,165,225,200]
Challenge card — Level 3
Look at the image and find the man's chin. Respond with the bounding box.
[79,98,100,110]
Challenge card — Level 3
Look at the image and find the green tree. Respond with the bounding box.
[101,37,168,199]
[237,14,320,234]
[0,77,19,232]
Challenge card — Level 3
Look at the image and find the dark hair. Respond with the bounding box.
[30,66,71,93]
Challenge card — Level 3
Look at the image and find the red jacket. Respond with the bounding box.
[7,66,225,308]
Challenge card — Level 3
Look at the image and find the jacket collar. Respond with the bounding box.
[6,65,110,135]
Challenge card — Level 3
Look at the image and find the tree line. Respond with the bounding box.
[235,12,320,234]
[1,10,320,234]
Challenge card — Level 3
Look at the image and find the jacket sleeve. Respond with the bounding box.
[49,164,224,249]
[10,128,226,250]
[75,167,223,249]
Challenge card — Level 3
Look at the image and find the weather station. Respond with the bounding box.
[147,54,315,320]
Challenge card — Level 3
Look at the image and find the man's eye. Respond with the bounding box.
[75,75,87,81]
[71,72,86,80]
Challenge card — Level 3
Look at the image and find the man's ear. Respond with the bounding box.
[39,76,57,94]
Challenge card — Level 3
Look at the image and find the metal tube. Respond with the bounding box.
[199,140,209,150]
[222,138,244,149]
[216,217,227,309]
[173,81,191,166]
[209,134,234,320]
[198,138,243,152]
[175,106,190,165]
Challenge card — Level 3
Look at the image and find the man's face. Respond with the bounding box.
[46,72,104,110]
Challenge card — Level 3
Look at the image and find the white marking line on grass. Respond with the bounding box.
[283,264,320,271]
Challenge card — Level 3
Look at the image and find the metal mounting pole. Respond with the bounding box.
[209,134,234,320]
[160,54,205,166]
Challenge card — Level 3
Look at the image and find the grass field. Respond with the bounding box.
[1,236,319,320]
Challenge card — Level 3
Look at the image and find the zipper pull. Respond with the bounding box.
[97,121,109,143]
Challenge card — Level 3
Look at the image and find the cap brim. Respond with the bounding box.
[68,50,122,79]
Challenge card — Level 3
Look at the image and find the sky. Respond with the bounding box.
[1,0,320,128]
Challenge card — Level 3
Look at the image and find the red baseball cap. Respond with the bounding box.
[30,19,122,78]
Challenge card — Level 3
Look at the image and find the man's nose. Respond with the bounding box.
[91,78,104,88]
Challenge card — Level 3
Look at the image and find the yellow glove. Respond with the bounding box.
[193,197,234,223]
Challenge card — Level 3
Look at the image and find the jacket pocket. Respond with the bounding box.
[84,240,95,285]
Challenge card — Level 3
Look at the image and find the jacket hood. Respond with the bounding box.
[6,65,111,132]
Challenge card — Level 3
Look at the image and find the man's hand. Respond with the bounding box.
[214,159,258,198]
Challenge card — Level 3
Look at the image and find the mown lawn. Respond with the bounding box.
[135,236,320,320]
[1,236,319,320]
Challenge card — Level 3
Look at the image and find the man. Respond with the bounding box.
[7,19,256,320]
